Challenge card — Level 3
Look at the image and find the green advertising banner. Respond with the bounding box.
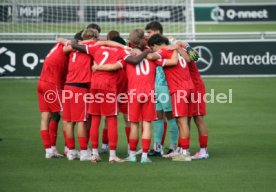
[195,4,276,22]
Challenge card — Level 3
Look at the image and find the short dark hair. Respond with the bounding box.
[145,21,163,34]
[147,34,169,47]
[74,30,83,41]
[86,23,101,34]
[107,30,120,40]
[111,36,126,45]
[129,29,144,45]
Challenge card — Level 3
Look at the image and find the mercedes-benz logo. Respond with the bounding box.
[193,46,213,73]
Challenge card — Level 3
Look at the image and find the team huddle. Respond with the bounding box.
[37,21,209,163]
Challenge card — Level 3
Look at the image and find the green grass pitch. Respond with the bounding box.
[0,78,276,192]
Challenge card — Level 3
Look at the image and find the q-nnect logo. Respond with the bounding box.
[0,47,16,74]
[194,46,213,73]
[211,7,225,21]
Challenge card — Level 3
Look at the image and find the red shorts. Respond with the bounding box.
[118,102,128,114]
[37,80,62,112]
[88,89,118,116]
[171,90,191,117]
[62,85,88,122]
[128,96,157,122]
[189,88,206,117]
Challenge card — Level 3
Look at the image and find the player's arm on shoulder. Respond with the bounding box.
[177,47,191,62]
[147,52,161,61]
[125,49,153,65]
[163,50,178,66]
[63,45,73,54]
[92,61,122,72]
[71,39,87,53]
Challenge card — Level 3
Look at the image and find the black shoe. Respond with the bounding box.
[148,149,162,157]
[166,149,174,155]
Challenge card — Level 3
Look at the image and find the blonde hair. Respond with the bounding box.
[81,28,99,40]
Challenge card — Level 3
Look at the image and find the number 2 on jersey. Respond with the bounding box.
[99,51,109,65]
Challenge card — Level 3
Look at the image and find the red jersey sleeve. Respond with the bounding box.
[156,48,173,59]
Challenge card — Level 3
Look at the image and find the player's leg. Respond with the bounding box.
[149,110,164,156]
[90,115,101,162]
[173,116,191,161]
[37,80,61,158]
[65,121,79,160]
[40,112,53,158]
[100,117,109,153]
[88,89,102,162]
[192,115,209,159]
[170,91,191,161]
[106,115,123,163]
[62,119,69,156]
[126,122,139,162]
[141,121,152,163]
[49,112,63,157]
[149,85,164,156]
[165,111,178,153]
[101,91,124,163]
[123,114,131,154]
[77,121,91,161]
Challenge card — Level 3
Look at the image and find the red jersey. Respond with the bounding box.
[120,59,162,95]
[86,45,130,92]
[40,43,69,87]
[188,61,205,90]
[156,48,194,94]
[66,41,94,83]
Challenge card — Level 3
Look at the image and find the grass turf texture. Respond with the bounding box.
[0,78,275,192]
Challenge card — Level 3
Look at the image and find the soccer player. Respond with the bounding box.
[145,21,179,156]
[187,60,209,160]
[37,39,69,159]
[147,34,195,161]
[100,31,132,155]
[62,29,98,161]
[71,31,152,163]
[92,29,178,163]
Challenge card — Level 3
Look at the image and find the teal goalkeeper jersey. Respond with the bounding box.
[155,39,176,86]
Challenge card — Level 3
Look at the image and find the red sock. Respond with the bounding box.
[90,116,101,149]
[107,116,118,150]
[161,121,167,145]
[129,139,139,151]
[180,137,190,149]
[49,120,58,146]
[125,126,130,143]
[102,127,108,144]
[40,130,51,149]
[86,126,90,141]
[178,137,181,148]
[199,135,208,148]
[66,138,75,150]
[78,137,88,150]
[63,130,67,147]
[142,139,151,153]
